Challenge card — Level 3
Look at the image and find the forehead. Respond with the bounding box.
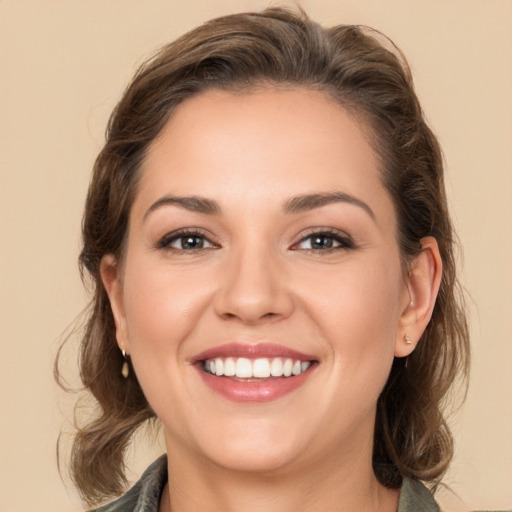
[135,88,393,226]
[146,87,377,177]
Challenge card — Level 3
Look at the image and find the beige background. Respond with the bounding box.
[1,1,511,511]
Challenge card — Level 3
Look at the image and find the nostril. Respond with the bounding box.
[221,311,278,322]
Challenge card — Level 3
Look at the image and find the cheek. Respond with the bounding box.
[122,258,210,347]
[119,254,213,410]
[300,257,402,395]
[304,255,402,338]
[119,260,214,432]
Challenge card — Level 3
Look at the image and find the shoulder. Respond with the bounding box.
[91,455,168,512]
[398,478,440,512]
[398,480,509,512]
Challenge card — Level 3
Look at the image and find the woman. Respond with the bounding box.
[61,6,469,511]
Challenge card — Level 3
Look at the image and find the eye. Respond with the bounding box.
[158,229,217,251]
[293,230,354,251]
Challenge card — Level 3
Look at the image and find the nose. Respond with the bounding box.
[213,244,294,325]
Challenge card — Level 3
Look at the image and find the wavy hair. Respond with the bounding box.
[56,6,469,506]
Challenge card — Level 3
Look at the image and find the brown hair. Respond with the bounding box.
[57,6,469,506]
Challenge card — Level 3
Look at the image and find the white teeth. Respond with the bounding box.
[214,358,224,376]
[253,358,271,378]
[301,361,311,373]
[203,357,312,379]
[270,358,283,377]
[224,357,236,376]
[235,358,253,378]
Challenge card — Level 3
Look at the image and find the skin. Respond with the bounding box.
[101,88,442,512]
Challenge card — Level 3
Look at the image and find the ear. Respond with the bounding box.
[100,254,129,355]
[395,236,443,357]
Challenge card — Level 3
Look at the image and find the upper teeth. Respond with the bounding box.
[203,357,311,378]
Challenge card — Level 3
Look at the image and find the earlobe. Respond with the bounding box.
[100,255,129,354]
[395,236,443,357]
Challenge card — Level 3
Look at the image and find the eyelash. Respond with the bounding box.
[292,229,355,252]
[156,228,355,253]
[157,228,218,252]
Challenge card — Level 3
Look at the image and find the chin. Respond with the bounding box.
[190,418,311,474]
[207,443,302,475]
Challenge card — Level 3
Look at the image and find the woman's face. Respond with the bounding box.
[104,88,414,474]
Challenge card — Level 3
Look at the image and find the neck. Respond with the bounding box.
[161,435,399,512]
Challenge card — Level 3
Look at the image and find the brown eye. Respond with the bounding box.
[308,235,336,249]
[177,235,206,250]
[159,230,217,251]
[295,231,354,251]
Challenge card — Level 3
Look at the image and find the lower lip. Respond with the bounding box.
[196,366,315,402]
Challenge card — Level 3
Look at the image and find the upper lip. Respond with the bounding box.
[191,342,317,363]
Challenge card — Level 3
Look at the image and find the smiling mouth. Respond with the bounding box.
[192,343,318,401]
[201,357,313,380]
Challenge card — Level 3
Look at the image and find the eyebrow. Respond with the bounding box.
[143,191,375,221]
[283,192,375,219]
[143,196,221,221]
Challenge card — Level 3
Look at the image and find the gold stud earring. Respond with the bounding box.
[121,348,129,378]
[404,334,414,345]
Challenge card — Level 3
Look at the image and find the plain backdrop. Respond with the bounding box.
[1,1,511,511]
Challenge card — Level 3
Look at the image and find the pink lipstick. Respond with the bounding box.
[192,343,317,402]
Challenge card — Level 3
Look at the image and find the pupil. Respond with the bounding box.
[182,236,203,249]
[312,235,332,249]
